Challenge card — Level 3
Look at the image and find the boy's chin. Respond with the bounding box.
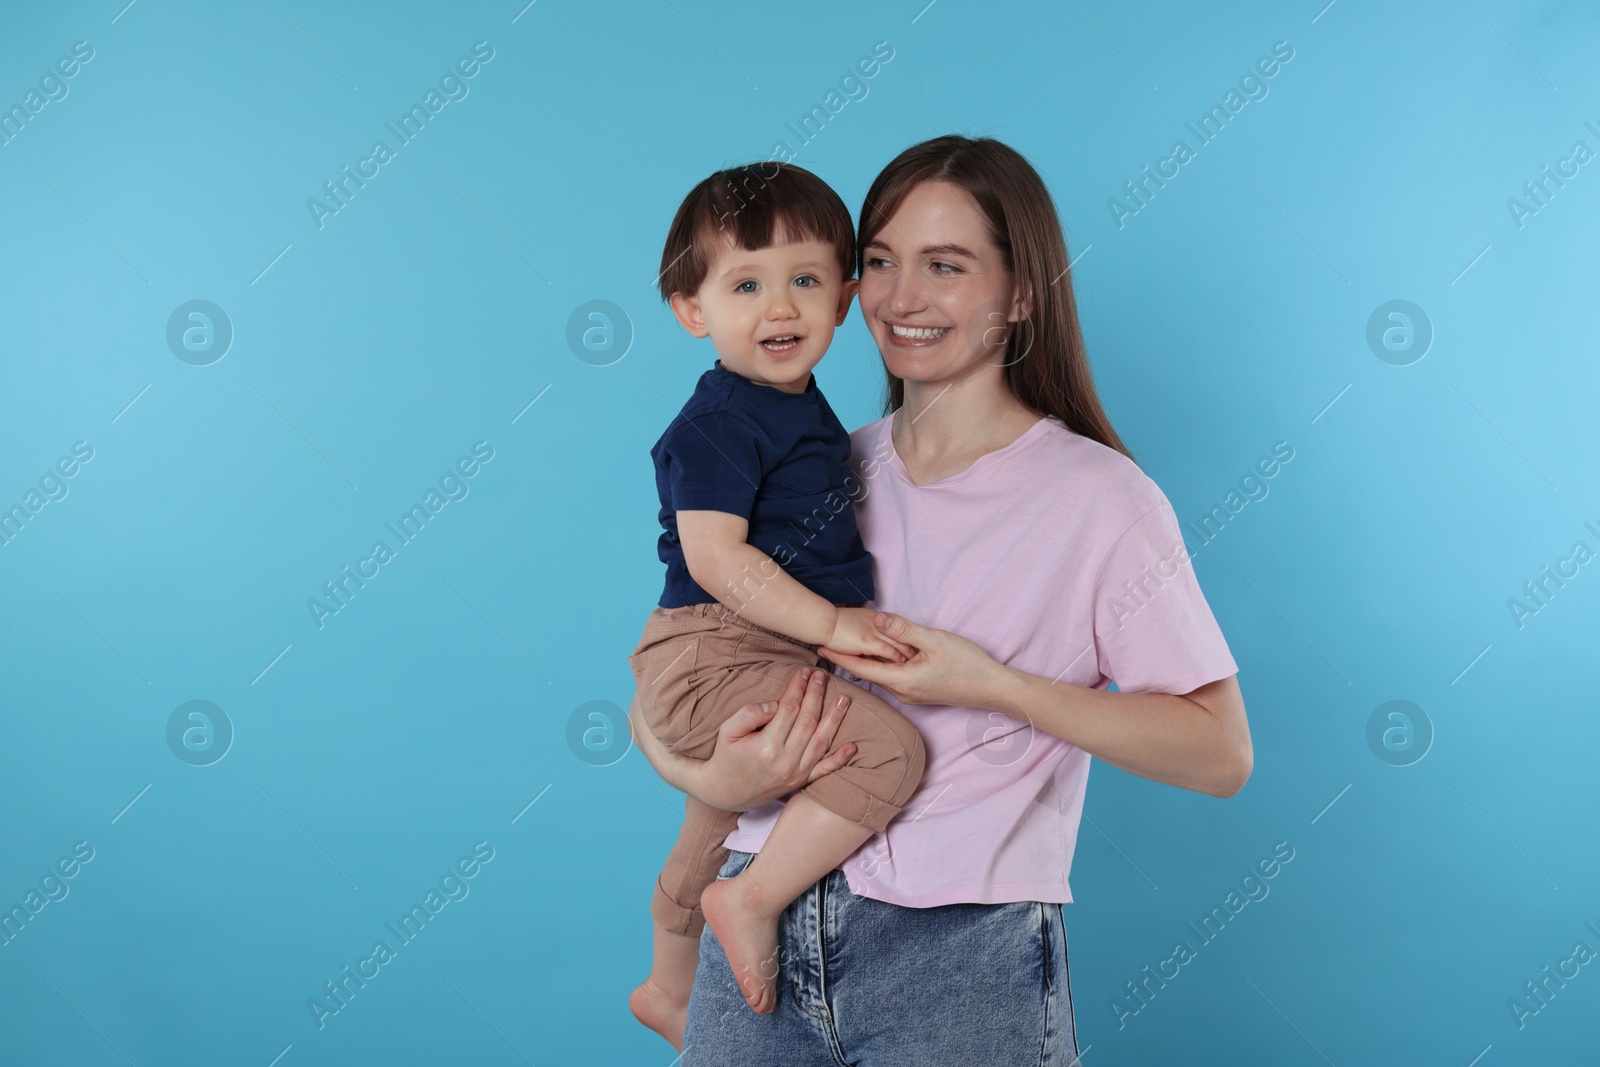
[769,362,820,386]
[725,354,820,384]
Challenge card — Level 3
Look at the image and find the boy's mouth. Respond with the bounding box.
[760,334,802,353]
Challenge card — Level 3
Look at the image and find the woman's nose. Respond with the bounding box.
[886,275,926,316]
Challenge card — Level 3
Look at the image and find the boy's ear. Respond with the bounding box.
[834,278,860,327]
[668,292,710,338]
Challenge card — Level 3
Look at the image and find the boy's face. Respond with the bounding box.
[669,232,859,394]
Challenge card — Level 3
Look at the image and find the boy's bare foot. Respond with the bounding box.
[701,876,780,1014]
[629,977,688,1051]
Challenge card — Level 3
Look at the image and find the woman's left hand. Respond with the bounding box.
[819,612,1013,709]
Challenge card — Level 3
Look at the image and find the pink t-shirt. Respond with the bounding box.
[722,413,1239,907]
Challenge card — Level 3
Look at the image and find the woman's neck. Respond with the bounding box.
[894,368,1040,482]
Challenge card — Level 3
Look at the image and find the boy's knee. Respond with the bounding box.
[891,729,927,807]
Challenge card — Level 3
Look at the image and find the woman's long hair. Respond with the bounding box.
[858,135,1132,462]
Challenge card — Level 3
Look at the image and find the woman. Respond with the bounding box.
[630,135,1252,1064]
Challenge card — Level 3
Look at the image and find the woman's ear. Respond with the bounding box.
[668,291,710,338]
[1007,282,1033,324]
[835,278,861,326]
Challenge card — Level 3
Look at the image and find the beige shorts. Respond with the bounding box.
[629,600,926,935]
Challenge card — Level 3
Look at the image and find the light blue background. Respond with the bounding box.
[2,1,1597,1064]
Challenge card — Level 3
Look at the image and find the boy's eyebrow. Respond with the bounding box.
[714,258,834,277]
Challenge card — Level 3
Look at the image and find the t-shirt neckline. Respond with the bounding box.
[712,360,815,398]
[882,412,1055,489]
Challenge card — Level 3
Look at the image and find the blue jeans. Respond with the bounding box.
[683,850,1082,1065]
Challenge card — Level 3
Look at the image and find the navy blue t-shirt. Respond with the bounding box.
[650,361,875,609]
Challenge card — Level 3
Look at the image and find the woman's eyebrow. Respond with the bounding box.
[862,240,978,258]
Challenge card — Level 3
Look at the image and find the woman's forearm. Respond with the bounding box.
[628,666,861,813]
[628,694,711,800]
[820,614,1252,798]
[991,668,1250,798]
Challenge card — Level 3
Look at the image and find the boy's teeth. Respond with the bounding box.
[892,324,951,339]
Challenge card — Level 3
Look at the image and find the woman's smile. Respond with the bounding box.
[886,322,954,345]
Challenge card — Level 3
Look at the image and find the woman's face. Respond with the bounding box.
[857,180,1024,389]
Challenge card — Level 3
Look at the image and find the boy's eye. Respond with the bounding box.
[793,274,818,288]
[735,280,759,293]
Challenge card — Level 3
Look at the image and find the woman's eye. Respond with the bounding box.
[931,261,958,274]
[735,280,758,293]
[866,257,892,271]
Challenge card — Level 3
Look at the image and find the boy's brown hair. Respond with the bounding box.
[657,162,855,301]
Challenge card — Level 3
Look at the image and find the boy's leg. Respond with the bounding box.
[633,796,741,1050]
[628,921,701,1052]
[702,672,926,1013]
[652,797,741,935]
[628,606,750,1048]
[701,793,871,1012]
[789,671,927,831]
[629,606,749,938]
[632,607,926,1014]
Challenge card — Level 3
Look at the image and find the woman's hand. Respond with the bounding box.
[820,612,1015,710]
[629,666,859,812]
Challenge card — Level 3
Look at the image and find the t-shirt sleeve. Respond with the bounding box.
[659,413,766,518]
[1091,500,1238,695]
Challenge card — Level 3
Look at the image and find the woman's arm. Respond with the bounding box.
[628,665,862,810]
[821,614,1253,799]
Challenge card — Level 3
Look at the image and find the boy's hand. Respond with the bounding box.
[826,607,917,663]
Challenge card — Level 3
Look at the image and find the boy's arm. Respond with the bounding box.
[678,510,837,643]
[677,510,911,661]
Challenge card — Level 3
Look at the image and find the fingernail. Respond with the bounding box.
[836,695,850,709]
[760,702,774,714]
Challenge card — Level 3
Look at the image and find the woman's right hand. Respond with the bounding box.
[630,665,857,811]
[708,666,859,810]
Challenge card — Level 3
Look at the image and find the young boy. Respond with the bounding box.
[627,162,928,1049]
